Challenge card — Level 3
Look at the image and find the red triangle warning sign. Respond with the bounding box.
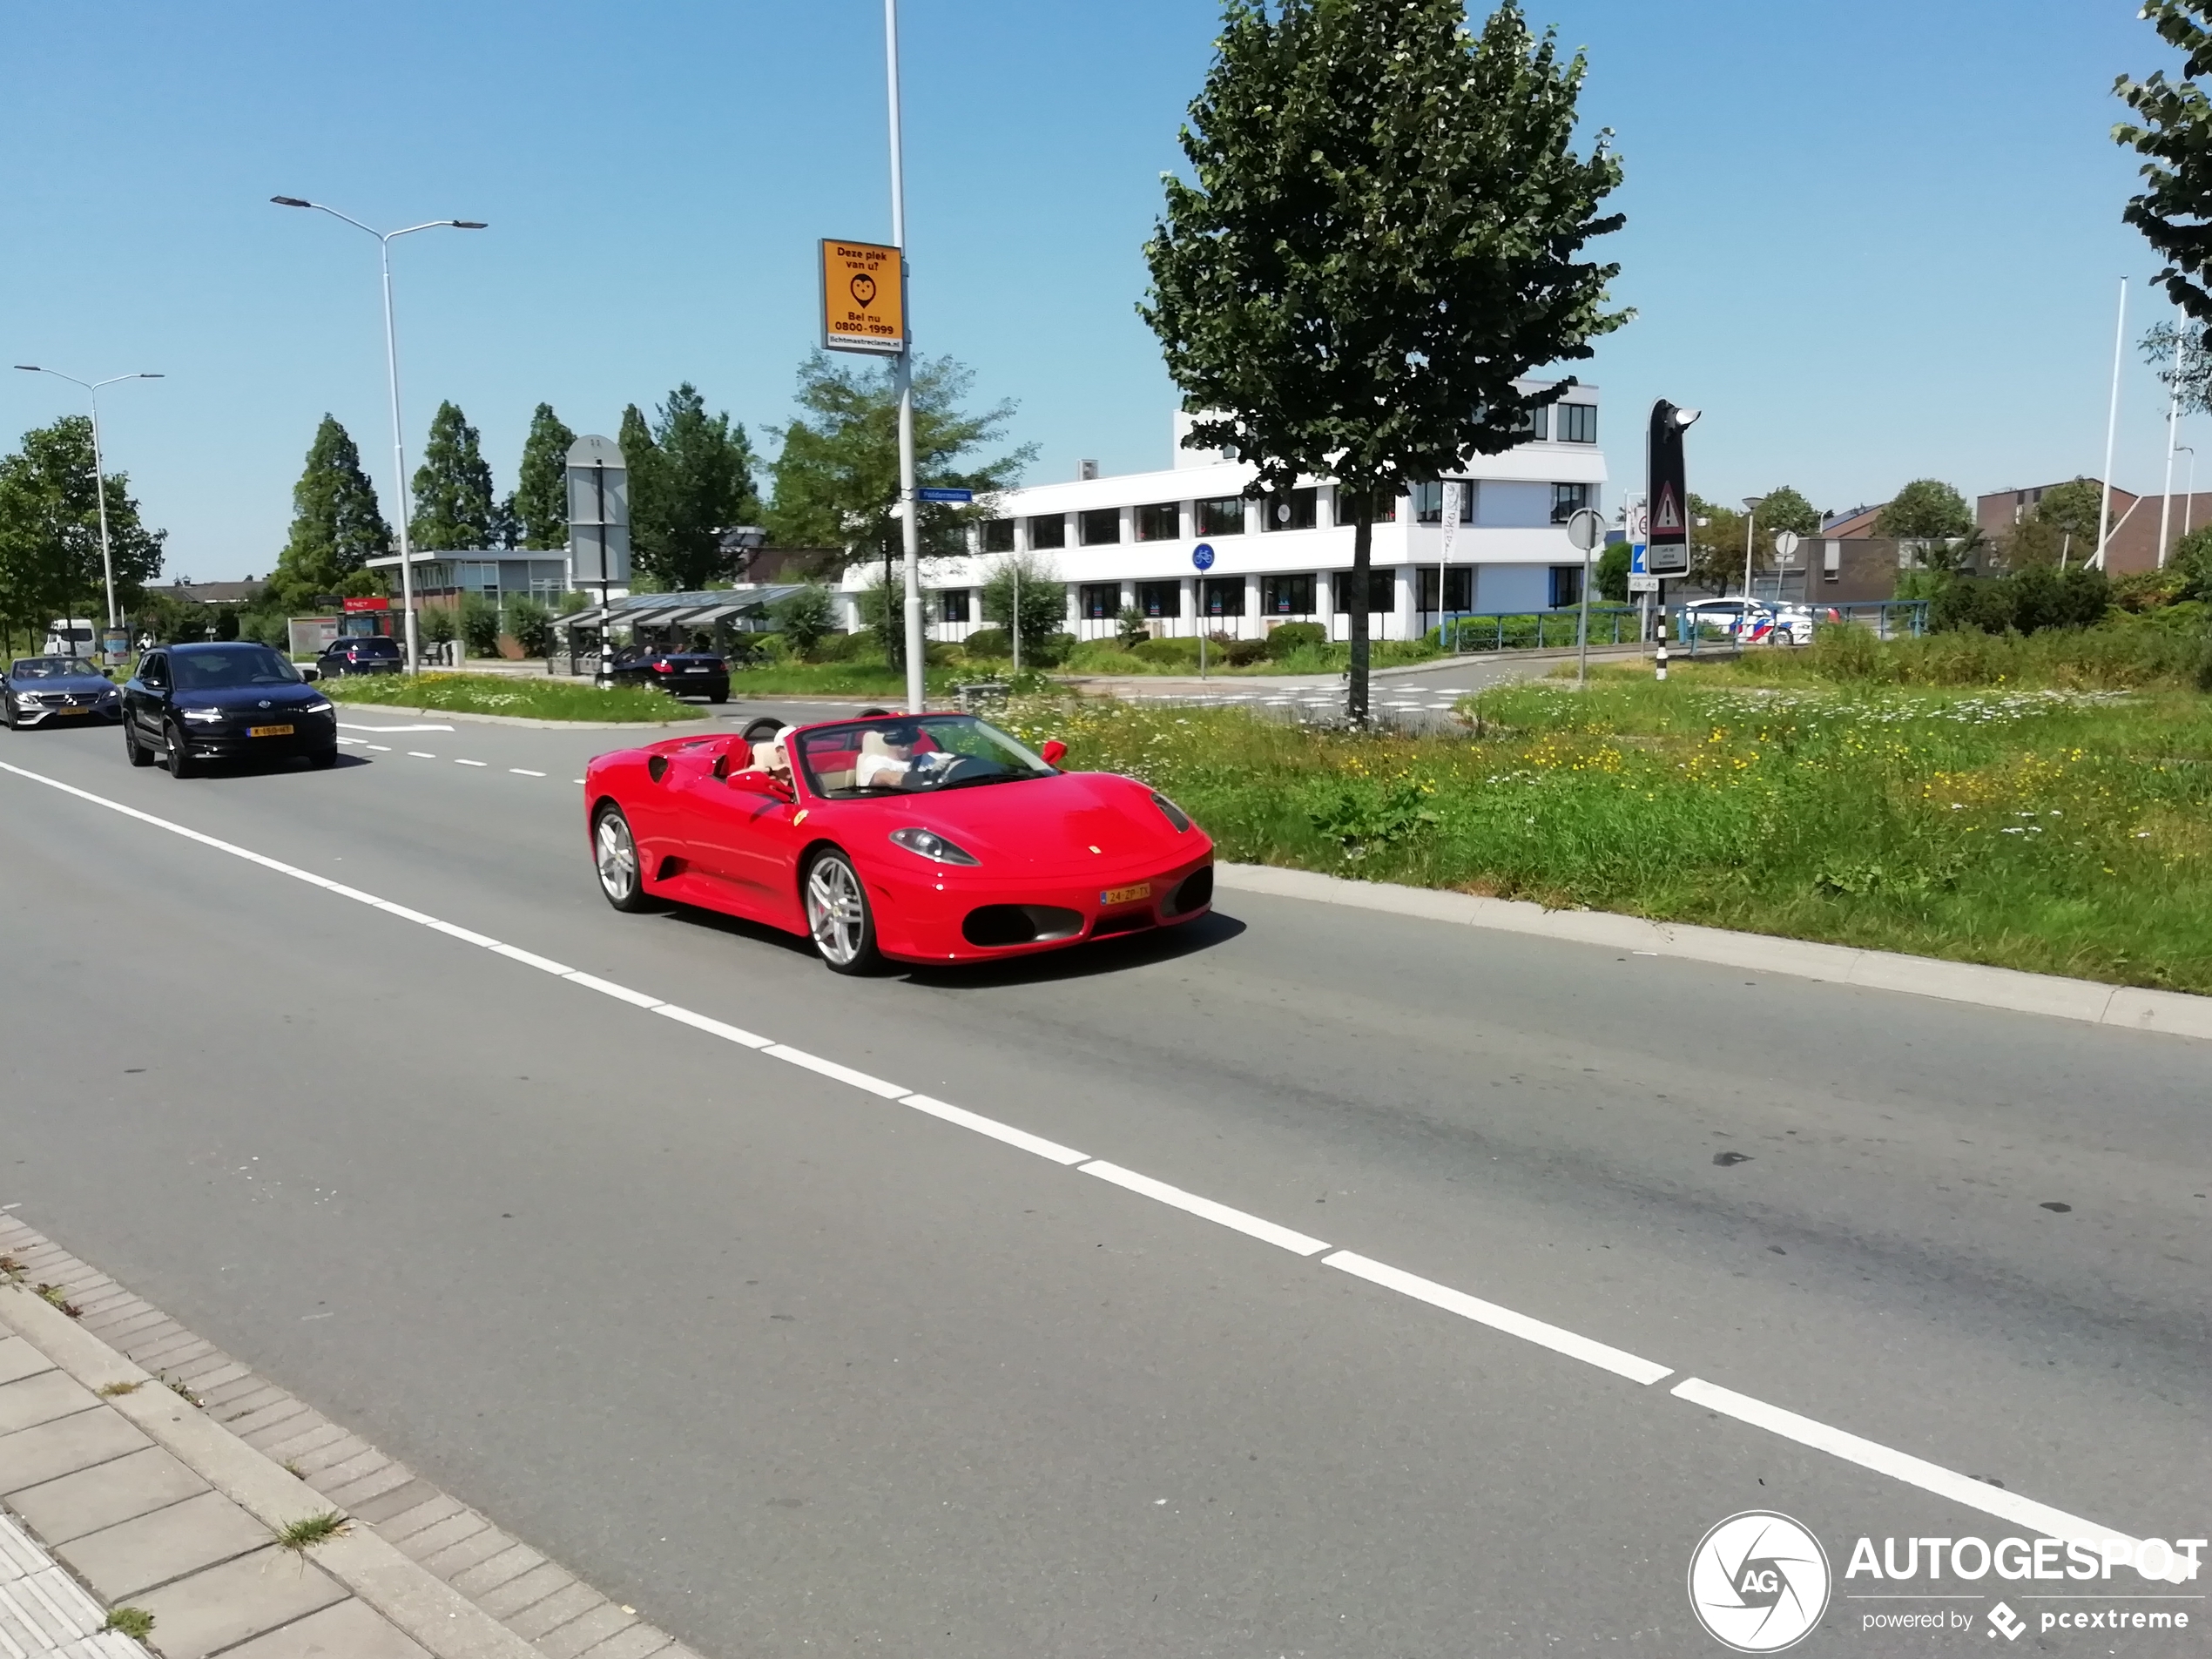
[1654,483,1683,532]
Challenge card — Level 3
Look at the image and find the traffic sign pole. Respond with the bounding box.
[883,0,925,712]
[1192,543,1216,679]
[1564,508,1603,688]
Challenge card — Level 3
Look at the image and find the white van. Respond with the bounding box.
[44,618,97,657]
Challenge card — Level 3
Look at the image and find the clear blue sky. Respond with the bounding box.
[0,0,2189,581]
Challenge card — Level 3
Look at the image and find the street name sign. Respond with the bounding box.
[915,486,973,504]
[820,239,907,355]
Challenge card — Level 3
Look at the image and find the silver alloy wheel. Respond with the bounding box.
[806,855,867,968]
[595,812,638,903]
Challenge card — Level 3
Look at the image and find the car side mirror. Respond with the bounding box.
[1040,739,1067,766]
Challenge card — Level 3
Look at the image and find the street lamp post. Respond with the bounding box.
[271,197,486,673]
[13,367,163,642]
[1741,495,1764,600]
[884,0,927,714]
[2181,446,2198,541]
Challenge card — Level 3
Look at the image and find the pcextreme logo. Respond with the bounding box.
[1689,1511,1832,1653]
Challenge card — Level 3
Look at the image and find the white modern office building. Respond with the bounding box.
[835,380,1606,644]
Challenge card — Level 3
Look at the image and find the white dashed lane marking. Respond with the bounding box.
[407,752,437,759]
[0,753,2189,1584]
[510,768,546,778]
[455,759,488,767]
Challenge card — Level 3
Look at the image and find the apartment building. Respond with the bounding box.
[835,381,1607,643]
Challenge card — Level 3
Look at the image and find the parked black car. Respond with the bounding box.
[123,643,340,777]
[314,635,402,676]
[3,656,122,730]
[599,644,730,703]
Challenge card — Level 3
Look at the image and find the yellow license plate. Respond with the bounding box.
[1100,882,1152,906]
[56,706,91,716]
[248,724,294,738]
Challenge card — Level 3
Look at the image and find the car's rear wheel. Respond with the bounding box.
[805,849,882,974]
[124,719,152,766]
[166,722,198,779]
[592,804,652,913]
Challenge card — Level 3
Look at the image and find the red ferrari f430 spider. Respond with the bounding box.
[583,711,1215,972]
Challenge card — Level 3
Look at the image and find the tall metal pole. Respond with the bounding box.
[377,235,422,672]
[2182,446,2198,539]
[2159,327,2182,569]
[1741,498,1761,599]
[2095,279,2127,571]
[886,0,925,714]
[13,368,160,640]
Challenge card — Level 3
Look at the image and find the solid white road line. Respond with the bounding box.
[1081,1161,1331,1257]
[1326,1251,1670,1386]
[336,722,455,732]
[0,752,2175,1561]
[1669,1377,2188,1583]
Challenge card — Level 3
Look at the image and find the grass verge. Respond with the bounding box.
[323,672,706,723]
[1000,671,2212,995]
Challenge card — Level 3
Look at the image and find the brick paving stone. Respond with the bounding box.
[133,1546,347,1659]
[7,1446,206,1545]
[577,1625,677,1659]
[320,1465,419,1515]
[85,1311,172,1345]
[216,1595,437,1658]
[171,1358,246,1391]
[132,1334,214,1372]
[418,1523,515,1581]
[196,1374,274,1411]
[305,1449,387,1492]
[0,1372,98,1438]
[211,1384,292,1421]
[224,1399,313,1442]
[0,1337,51,1387]
[507,1582,604,1642]
[292,1437,373,1476]
[58,1488,270,1600]
[376,1494,463,1545]
[477,1560,573,1621]
[536,1600,638,1659]
[395,1511,487,1563]
[260,1420,344,1460]
[0,1407,151,1494]
[448,1541,543,1597]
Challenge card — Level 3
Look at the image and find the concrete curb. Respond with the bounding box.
[322,698,709,731]
[1216,862,2212,1042]
[0,1289,540,1659]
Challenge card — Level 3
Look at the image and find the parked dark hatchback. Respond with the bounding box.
[314,635,402,676]
[3,656,122,729]
[600,644,730,703]
[123,643,340,777]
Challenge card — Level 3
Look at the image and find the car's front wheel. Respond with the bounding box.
[805,848,883,975]
[165,722,198,779]
[592,804,653,913]
[124,719,152,767]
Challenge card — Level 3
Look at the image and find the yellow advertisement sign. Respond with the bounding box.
[820,239,906,355]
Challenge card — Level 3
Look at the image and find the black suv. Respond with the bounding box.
[124,643,340,777]
[314,635,402,676]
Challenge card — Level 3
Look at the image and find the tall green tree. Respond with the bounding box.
[625,384,759,591]
[1141,0,1627,721]
[2117,7,2212,322]
[1755,486,1821,537]
[765,350,1035,601]
[509,402,576,550]
[267,415,390,610]
[616,403,664,588]
[1874,479,1973,541]
[409,401,497,550]
[0,415,165,641]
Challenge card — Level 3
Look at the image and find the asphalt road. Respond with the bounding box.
[0,709,2205,1657]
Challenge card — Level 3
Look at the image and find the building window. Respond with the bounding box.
[1078,583,1121,619]
[1417,568,1474,612]
[1078,508,1121,546]
[1549,565,1582,609]
[1332,488,1397,526]
[1201,577,1245,617]
[1333,570,1395,613]
[1513,405,1548,442]
[1263,486,1317,531]
[981,518,1015,553]
[938,589,972,624]
[1196,496,1247,536]
[1412,481,1476,524]
[1136,580,1182,618]
[1551,482,1591,524]
[1556,402,1597,444]
[1135,502,1181,542]
[1262,573,1316,615]
[1028,514,1067,550]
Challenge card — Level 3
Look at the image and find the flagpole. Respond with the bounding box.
[2095,279,2127,570]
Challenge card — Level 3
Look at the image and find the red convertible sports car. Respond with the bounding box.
[582,711,1215,973]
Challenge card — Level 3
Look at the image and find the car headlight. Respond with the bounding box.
[889,826,981,866]
[1150,792,1194,833]
[304,699,334,714]
[14,692,43,708]
[181,707,225,724]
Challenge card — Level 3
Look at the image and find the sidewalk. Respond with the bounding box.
[0,1214,707,1659]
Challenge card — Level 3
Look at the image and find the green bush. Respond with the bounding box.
[1116,605,1151,648]
[809,630,867,663]
[1028,630,1076,667]
[962,625,1010,659]
[421,606,457,646]
[1220,635,1270,666]
[459,593,502,657]
[1134,636,1202,664]
[771,584,836,656]
[1265,620,1328,658]
[508,596,555,658]
[1933,568,2112,636]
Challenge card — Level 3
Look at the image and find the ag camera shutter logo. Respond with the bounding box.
[1688,1511,1831,1652]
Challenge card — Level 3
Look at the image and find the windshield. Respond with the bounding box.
[793,714,1055,800]
[10,658,102,679]
[171,647,304,691]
